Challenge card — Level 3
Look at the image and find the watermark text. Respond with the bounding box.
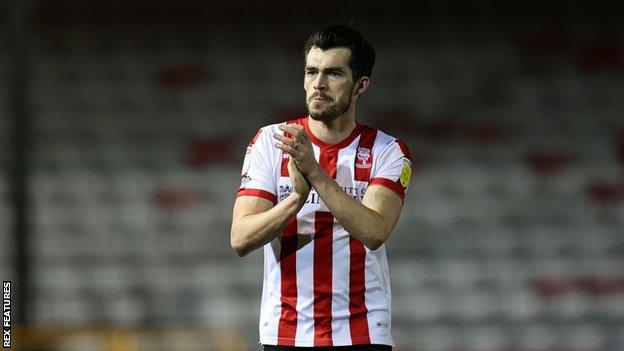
[3,281,11,348]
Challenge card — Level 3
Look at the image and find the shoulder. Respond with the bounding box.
[257,117,307,134]
[364,126,413,161]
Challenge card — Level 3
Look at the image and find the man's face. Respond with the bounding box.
[304,47,356,122]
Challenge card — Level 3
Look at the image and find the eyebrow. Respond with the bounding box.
[305,66,346,72]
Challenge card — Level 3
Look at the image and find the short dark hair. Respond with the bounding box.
[303,25,376,82]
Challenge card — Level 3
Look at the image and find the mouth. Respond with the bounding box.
[311,94,330,102]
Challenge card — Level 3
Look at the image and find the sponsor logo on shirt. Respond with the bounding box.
[278,184,293,201]
[240,173,252,187]
[276,185,367,205]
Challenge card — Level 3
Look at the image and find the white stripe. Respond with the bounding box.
[364,245,396,346]
[330,145,359,346]
[259,244,281,343]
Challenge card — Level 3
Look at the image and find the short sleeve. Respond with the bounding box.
[369,139,413,201]
[237,128,277,204]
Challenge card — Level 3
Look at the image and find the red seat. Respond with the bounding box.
[153,188,202,210]
[584,180,624,207]
[156,63,206,88]
[526,151,576,177]
[532,277,572,299]
[579,41,624,72]
[521,27,569,58]
[417,118,462,141]
[575,276,623,297]
[186,137,234,166]
[464,121,510,144]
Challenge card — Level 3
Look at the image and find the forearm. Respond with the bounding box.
[307,168,388,250]
[231,193,306,256]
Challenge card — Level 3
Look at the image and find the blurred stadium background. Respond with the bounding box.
[2,0,624,350]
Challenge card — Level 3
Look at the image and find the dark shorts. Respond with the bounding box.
[262,344,392,351]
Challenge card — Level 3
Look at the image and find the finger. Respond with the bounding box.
[273,133,298,148]
[283,124,308,140]
[275,141,297,156]
[300,129,309,140]
[290,124,304,132]
[279,124,301,138]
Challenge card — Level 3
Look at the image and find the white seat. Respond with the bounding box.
[412,324,460,351]
[449,289,499,322]
[499,289,541,321]
[402,288,450,323]
[515,323,559,350]
[560,324,606,350]
[461,324,509,351]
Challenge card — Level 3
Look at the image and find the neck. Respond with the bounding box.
[307,107,357,145]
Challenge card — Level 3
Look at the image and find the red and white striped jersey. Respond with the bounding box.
[237,117,412,347]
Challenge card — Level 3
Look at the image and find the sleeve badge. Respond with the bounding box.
[399,157,412,188]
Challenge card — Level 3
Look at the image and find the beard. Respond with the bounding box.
[307,91,353,122]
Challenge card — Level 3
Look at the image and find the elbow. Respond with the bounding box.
[231,240,249,257]
[230,231,250,257]
[366,238,384,251]
[363,225,390,251]
[361,211,391,251]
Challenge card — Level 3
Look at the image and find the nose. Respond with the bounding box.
[313,73,327,91]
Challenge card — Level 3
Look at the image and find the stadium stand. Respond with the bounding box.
[1,7,623,351]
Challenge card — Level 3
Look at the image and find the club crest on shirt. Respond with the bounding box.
[355,147,372,169]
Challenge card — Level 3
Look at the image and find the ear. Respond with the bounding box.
[353,76,370,96]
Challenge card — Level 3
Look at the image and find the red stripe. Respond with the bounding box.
[354,127,377,182]
[280,118,306,177]
[315,120,341,179]
[236,188,277,204]
[369,177,406,201]
[318,148,339,179]
[395,139,412,161]
[249,129,262,145]
[280,128,293,177]
[277,218,298,345]
[313,211,334,346]
[349,236,370,344]
[280,153,290,177]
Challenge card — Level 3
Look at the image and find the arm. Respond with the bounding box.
[274,124,405,250]
[306,169,403,250]
[231,158,310,257]
[231,192,305,257]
